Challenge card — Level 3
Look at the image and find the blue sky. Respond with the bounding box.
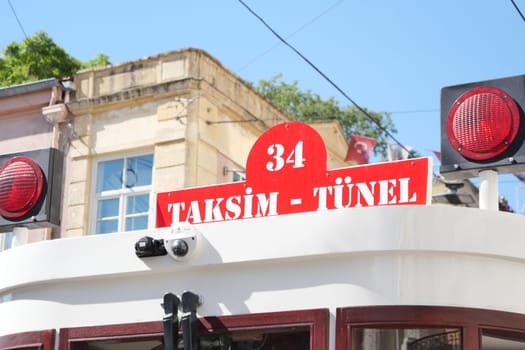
[2,0,525,212]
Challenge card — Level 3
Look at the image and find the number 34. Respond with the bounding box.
[266,141,305,172]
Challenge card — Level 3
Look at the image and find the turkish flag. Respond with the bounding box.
[345,134,376,164]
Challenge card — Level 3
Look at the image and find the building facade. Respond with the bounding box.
[0,78,72,248]
[0,48,349,244]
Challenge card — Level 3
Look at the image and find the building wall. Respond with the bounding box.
[65,48,348,238]
[0,79,70,246]
[0,49,349,243]
[0,83,56,154]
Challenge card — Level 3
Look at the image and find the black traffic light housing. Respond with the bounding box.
[0,148,63,232]
[441,74,525,180]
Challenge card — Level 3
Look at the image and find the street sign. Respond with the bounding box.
[157,122,432,226]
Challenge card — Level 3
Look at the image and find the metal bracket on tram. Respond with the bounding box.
[181,291,202,350]
[161,291,202,350]
[162,293,180,350]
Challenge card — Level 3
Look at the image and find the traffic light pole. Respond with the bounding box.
[479,170,499,211]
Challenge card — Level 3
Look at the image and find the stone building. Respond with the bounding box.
[0,48,349,246]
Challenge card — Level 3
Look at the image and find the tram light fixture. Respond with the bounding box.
[135,236,167,257]
[170,239,189,257]
[164,225,200,262]
[440,74,525,180]
[0,156,45,220]
[0,149,63,232]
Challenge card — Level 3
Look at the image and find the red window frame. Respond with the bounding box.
[335,305,525,350]
[59,321,162,350]
[200,308,328,349]
[59,308,328,350]
[0,330,55,350]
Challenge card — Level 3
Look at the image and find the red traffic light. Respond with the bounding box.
[0,148,63,232]
[440,75,525,180]
[0,156,45,219]
[446,86,520,161]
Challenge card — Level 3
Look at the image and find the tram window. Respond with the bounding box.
[200,330,310,350]
[0,330,55,350]
[75,338,163,350]
[74,331,310,350]
[482,329,525,350]
[351,328,461,350]
[62,310,326,350]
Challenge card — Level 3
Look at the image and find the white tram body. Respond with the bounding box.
[1,204,525,349]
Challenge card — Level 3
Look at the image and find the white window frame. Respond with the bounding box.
[89,151,154,234]
[232,170,246,182]
[0,231,14,251]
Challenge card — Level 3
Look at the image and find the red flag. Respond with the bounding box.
[345,135,376,164]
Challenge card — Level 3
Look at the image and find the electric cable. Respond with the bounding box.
[237,0,343,73]
[389,108,439,115]
[7,0,28,39]
[237,0,412,154]
[510,0,525,23]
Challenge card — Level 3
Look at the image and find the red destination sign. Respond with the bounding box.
[156,122,432,227]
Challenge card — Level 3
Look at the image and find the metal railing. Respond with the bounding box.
[407,330,461,350]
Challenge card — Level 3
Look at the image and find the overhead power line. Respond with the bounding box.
[7,0,28,39]
[510,0,525,23]
[237,0,412,154]
[389,108,439,115]
[237,0,343,73]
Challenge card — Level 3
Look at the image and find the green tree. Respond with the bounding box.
[83,53,111,69]
[0,31,110,87]
[255,74,397,157]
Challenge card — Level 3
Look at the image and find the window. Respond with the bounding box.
[93,154,153,234]
[197,308,328,350]
[0,231,14,251]
[232,170,245,182]
[351,327,460,350]
[0,329,55,350]
[336,306,467,350]
[336,306,525,350]
[222,166,245,183]
[481,329,525,349]
[60,309,328,350]
[59,322,162,350]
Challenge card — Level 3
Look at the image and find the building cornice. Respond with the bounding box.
[67,78,198,114]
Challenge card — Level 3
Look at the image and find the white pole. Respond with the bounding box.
[479,170,499,211]
[11,227,29,247]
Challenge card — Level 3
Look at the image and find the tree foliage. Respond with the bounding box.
[83,53,111,69]
[255,74,397,156]
[0,31,110,87]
